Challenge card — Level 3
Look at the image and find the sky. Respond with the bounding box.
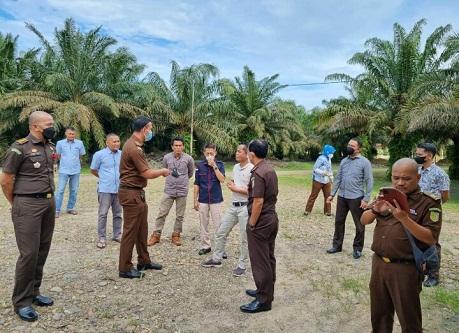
[1,0,459,110]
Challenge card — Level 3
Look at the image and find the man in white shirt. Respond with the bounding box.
[201,144,253,276]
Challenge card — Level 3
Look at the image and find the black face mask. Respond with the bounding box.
[414,156,426,164]
[346,146,355,156]
[43,127,56,140]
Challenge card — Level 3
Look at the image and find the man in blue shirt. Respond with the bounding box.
[194,143,225,255]
[90,133,123,249]
[55,127,86,217]
[415,142,450,287]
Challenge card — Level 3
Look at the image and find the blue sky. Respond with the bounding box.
[1,0,459,109]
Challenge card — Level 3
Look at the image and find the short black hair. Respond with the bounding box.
[238,143,248,153]
[248,139,268,158]
[203,143,216,151]
[133,116,152,132]
[350,137,363,148]
[417,143,437,157]
[171,137,184,145]
[65,127,76,132]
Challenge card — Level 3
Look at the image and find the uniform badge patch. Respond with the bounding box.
[31,148,38,153]
[33,162,41,169]
[428,208,441,222]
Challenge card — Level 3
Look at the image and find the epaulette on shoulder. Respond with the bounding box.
[15,138,29,145]
[421,191,441,202]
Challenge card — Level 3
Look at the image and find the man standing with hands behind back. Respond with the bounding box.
[118,116,170,279]
[241,139,278,314]
[1,111,57,322]
[54,127,86,217]
[326,137,373,259]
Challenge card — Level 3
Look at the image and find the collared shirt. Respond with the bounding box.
[371,188,442,260]
[56,138,86,175]
[90,147,122,194]
[119,135,150,189]
[194,160,225,204]
[418,164,450,200]
[2,134,55,194]
[248,160,278,216]
[232,162,254,202]
[331,155,373,201]
[162,152,195,197]
[312,154,333,184]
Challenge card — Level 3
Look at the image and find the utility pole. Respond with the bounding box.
[190,79,195,156]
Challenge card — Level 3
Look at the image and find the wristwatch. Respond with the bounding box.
[213,166,218,171]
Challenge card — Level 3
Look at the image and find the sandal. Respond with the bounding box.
[97,240,106,249]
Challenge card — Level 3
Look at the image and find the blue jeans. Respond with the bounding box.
[55,173,80,212]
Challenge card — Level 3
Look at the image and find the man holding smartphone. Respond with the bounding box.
[147,137,195,246]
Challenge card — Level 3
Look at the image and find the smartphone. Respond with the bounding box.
[378,187,410,212]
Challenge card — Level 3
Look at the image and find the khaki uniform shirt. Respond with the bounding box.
[248,160,278,217]
[2,134,55,194]
[371,188,442,260]
[119,135,150,189]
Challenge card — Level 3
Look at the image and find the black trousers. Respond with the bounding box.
[12,196,55,310]
[332,196,365,251]
[246,213,279,304]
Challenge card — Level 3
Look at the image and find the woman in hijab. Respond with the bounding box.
[304,144,336,216]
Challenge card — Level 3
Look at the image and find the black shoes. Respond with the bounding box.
[240,299,272,313]
[137,262,163,271]
[15,306,38,322]
[119,268,145,279]
[423,276,439,287]
[198,248,211,255]
[245,289,257,298]
[32,295,54,307]
[353,250,362,259]
[326,247,342,254]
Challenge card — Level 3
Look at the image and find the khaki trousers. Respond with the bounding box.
[154,194,187,233]
[199,203,222,249]
[12,196,55,310]
[118,188,151,272]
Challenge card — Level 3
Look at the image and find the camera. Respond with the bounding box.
[171,167,180,178]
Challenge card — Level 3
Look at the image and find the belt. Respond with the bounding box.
[232,202,248,207]
[119,185,143,191]
[376,254,414,264]
[15,193,53,199]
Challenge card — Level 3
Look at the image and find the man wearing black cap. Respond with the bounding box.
[118,116,170,278]
[415,142,450,287]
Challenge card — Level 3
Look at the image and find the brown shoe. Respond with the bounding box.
[171,232,182,246]
[147,232,161,246]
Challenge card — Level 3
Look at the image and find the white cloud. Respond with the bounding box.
[1,0,458,109]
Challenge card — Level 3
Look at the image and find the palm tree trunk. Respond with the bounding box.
[386,133,419,179]
[448,134,459,180]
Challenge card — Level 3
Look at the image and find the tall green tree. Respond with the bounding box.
[142,60,234,155]
[220,66,309,158]
[0,18,143,148]
[324,19,453,172]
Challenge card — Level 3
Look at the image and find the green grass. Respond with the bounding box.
[341,277,366,295]
[433,288,459,314]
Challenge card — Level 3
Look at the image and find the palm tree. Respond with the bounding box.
[324,19,453,171]
[0,18,143,148]
[220,66,309,157]
[142,60,234,155]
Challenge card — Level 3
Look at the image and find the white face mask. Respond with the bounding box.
[328,154,334,159]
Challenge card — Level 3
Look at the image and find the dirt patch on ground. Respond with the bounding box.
[0,171,458,332]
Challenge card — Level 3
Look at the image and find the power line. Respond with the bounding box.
[284,80,352,87]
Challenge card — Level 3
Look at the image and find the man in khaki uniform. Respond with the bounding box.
[361,158,442,332]
[118,116,170,279]
[1,111,57,322]
[241,139,279,314]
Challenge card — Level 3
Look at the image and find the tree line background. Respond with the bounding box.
[1,18,459,178]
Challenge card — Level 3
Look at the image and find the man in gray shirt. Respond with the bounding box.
[147,137,195,246]
[326,137,373,259]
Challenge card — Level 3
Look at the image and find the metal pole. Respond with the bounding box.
[190,79,195,156]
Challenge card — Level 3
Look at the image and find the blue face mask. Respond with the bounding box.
[145,130,153,142]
